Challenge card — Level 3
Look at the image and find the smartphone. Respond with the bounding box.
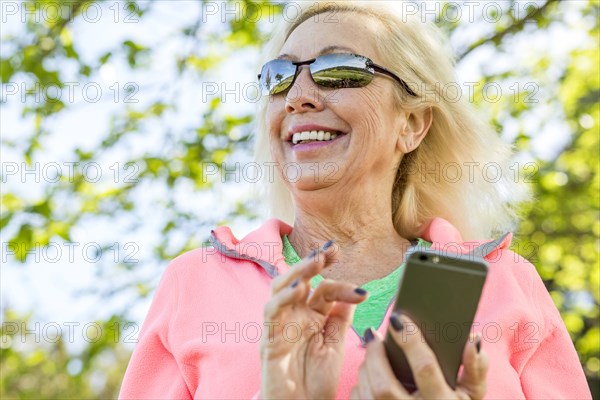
[384,249,488,392]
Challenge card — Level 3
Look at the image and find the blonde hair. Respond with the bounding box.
[253,0,529,240]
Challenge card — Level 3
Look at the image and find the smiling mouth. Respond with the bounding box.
[291,130,343,145]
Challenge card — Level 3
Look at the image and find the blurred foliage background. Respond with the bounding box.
[1,0,598,397]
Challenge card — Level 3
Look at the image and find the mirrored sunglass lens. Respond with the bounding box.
[311,54,373,88]
[260,60,296,94]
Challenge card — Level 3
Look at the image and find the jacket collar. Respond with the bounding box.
[210,218,292,278]
[422,217,513,256]
[210,217,512,278]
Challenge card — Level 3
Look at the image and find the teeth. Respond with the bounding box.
[291,130,340,144]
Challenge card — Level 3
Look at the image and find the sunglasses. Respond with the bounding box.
[258,53,416,97]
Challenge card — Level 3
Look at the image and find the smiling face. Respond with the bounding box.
[266,12,409,196]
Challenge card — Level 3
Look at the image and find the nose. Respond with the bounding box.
[285,65,326,114]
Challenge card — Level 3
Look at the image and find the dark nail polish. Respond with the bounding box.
[290,279,299,288]
[390,313,404,332]
[354,287,367,296]
[322,240,334,251]
[363,327,375,344]
[475,336,481,353]
[307,249,317,259]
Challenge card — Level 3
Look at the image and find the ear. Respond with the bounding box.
[397,107,432,153]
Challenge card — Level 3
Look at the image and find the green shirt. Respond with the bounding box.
[281,235,431,335]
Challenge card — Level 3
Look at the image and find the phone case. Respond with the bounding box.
[384,249,488,392]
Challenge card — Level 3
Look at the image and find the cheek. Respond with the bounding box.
[265,102,281,133]
[354,89,391,141]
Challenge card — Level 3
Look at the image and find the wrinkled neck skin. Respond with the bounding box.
[288,185,412,287]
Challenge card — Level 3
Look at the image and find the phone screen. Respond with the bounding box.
[384,250,488,392]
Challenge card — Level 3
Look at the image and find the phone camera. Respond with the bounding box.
[419,254,427,261]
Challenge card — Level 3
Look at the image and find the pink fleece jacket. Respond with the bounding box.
[119,218,591,399]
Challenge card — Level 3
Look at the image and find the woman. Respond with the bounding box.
[119,1,591,399]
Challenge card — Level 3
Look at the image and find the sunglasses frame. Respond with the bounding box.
[258,53,417,97]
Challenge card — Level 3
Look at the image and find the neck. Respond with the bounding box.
[287,188,412,286]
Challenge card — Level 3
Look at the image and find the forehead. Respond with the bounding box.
[280,12,383,61]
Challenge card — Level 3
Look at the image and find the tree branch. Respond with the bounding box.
[457,0,560,61]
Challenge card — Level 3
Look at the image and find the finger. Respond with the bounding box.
[308,279,368,315]
[388,313,452,399]
[358,363,375,400]
[457,334,488,400]
[263,279,309,321]
[349,387,361,400]
[363,328,410,399]
[271,244,336,293]
[323,302,357,345]
[270,250,320,294]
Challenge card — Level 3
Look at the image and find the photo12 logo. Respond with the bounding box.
[2,82,139,104]
[1,241,140,264]
[1,321,140,345]
[1,162,140,184]
[1,1,141,24]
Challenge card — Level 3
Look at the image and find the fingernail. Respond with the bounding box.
[290,279,299,288]
[322,240,334,251]
[363,327,375,344]
[475,335,481,354]
[354,287,367,296]
[307,249,317,259]
[390,313,404,332]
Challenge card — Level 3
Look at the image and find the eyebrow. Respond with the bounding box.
[277,45,356,61]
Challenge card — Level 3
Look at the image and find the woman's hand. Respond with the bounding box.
[350,314,489,399]
[259,243,368,399]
